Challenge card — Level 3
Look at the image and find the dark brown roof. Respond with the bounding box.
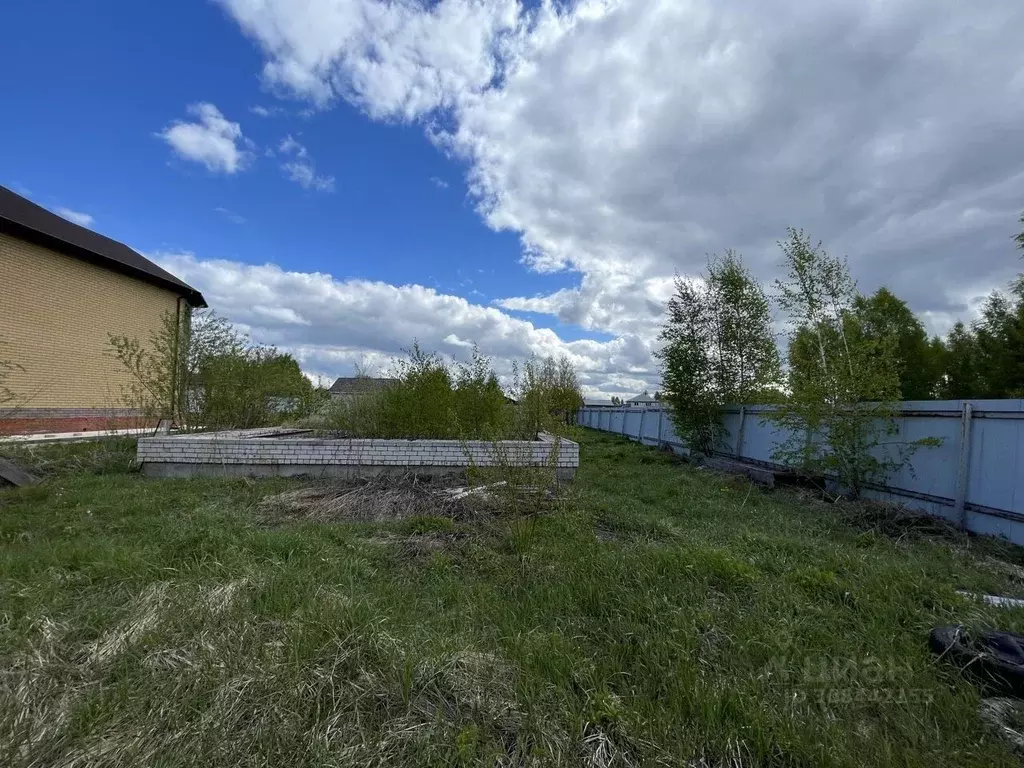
[328,377,398,395]
[0,185,206,307]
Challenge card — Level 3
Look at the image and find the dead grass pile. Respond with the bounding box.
[837,500,970,545]
[256,474,487,525]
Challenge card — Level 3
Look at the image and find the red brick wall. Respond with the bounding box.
[0,416,155,436]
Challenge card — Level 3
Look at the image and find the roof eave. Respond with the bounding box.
[1,216,207,307]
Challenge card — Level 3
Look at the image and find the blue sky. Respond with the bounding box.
[3,0,1023,395]
[2,1,573,307]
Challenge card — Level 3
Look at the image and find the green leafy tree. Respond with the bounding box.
[942,210,1024,396]
[512,354,584,434]
[657,276,719,453]
[453,345,512,437]
[708,251,782,404]
[109,309,315,430]
[109,309,238,428]
[936,322,981,399]
[198,348,314,429]
[852,287,939,399]
[558,357,585,424]
[315,346,582,440]
[973,278,1024,397]
[771,229,927,497]
[657,251,780,455]
[925,336,947,392]
[383,343,459,438]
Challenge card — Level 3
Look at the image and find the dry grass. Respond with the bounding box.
[86,582,171,665]
[255,472,566,527]
[255,474,487,524]
[368,531,469,562]
[837,500,971,543]
[979,698,1024,754]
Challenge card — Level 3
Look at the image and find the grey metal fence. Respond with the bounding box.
[578,400,1024,545]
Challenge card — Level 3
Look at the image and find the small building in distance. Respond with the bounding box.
[328,377,397,402]
[627,392,663,408]
[0,185,206,435]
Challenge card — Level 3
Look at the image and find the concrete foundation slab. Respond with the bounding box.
[137,428,579,481]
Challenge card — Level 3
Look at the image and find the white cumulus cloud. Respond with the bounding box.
[277,134,335,192]
[158,103,253,174]
[214,206,247,224]
[153,251,654,396]
[54,207,94,227]
[249,104,284,117]
[210,0,1024,387]
[215,0,519,118]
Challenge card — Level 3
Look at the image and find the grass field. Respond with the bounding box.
[3,430,1024,766]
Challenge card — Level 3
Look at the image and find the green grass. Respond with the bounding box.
[3,429,1024,766]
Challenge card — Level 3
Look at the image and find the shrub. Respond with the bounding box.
[109,309,319,431]
[307,346,582,440]
[511,356,584,434]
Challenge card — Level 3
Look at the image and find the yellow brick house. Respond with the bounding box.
[0,185,206,434]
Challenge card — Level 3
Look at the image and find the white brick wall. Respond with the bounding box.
[137,429,579,469]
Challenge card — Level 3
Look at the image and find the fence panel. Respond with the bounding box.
[578,400,1024,545]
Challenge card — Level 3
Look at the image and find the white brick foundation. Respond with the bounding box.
[137,428,579,480]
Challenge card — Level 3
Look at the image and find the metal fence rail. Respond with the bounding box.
[578,400,1024,545]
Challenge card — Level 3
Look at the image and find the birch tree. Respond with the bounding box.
[772,229,925,496]
[657,251,780,455]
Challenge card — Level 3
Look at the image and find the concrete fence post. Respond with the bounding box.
[735,406,746,459]
[954,402,974,530]
[657,408,664,448]
[620,407,627,436]
[638,408,646,444]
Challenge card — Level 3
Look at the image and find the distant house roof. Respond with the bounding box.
[583,398,616,407]
[0,185,206,307]
[328,377,398,395]
[628,393,660,405]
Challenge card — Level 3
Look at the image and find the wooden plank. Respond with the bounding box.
[0,457,40,487]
